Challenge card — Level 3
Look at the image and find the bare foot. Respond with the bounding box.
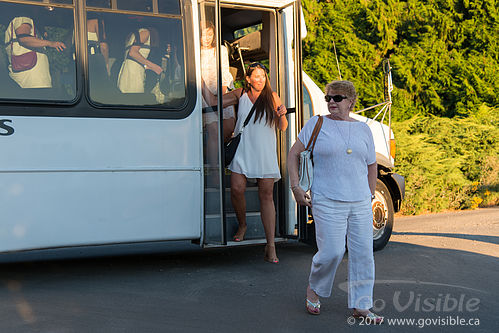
[233,225,247,242]
[264,244,279,263]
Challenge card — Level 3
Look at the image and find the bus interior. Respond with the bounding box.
[202,4,294,245]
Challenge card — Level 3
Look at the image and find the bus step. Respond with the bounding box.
[204,212,266,241]
[204,187,260,215]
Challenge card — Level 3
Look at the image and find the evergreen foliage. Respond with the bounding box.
[301,0,499,214]
[302,0,499,120]
[392,106,499,214]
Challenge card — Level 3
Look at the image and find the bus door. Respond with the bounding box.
[202,1,298,246]
[277,1,305,239]
[199,1,227,246]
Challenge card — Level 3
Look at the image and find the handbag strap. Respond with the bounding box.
[10,20,36,48]
[239,102,257,134]
[305,116,323,153]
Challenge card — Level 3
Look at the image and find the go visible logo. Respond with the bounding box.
[0,119,14,136]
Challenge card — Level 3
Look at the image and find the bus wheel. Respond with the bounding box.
[372,179,394,251]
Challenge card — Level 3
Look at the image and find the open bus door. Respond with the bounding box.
[200,0,305,247]
[199,1,227,246]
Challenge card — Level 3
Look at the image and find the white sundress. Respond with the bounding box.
[117,28,150,93]
[228,93,281,182]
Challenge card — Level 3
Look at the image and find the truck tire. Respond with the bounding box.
[373,179,394,251]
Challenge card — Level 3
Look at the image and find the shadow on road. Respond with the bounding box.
[392,232,499,245]
[0,239,498,332]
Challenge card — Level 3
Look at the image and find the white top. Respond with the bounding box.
[117,28,151,93]
[298,115,376,201]
[5,17,52,88]
[229,93,280,181]
[201,45,234,121]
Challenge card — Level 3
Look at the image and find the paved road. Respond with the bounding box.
[1,207,498,332]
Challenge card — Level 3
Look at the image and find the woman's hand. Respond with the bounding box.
[276,104,287,118]
[147,62,163,75]
[292,187,312,207]
[48,41,66,52]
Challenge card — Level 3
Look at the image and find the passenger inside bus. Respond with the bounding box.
[0,2,76,101]
[87,13,113,103]
[4,16,66,94]
[117,27,163,103]
[201,20,236,182]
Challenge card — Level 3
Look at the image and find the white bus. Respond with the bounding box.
[0,0,404,256]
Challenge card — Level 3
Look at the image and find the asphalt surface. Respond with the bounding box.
[0,207,498,333]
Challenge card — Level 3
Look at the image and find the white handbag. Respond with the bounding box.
[299,116,323,192]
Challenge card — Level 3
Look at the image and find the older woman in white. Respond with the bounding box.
[287,80,382,323]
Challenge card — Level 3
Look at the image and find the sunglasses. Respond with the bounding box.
[248,62,269,73]
[324,94,348,103]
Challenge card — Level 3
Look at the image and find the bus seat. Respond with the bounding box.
[229,66,238,81]
[231,30,268,61]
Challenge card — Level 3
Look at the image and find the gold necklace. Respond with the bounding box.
[331,118,352,154]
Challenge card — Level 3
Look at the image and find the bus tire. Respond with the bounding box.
[372,179,394,251]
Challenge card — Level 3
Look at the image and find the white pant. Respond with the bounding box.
[309,193,374,309]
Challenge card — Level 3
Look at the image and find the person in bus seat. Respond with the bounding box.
[160,42,183,100]
[202,62,288,264]
[117,27,162,94]
[4,16,66,89]
[287,81,382,322]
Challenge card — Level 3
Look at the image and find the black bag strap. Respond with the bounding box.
[9,20,36,46]
[239,102,257,135]
[242,103,257,128]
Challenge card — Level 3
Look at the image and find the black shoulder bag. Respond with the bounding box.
[224,103,257,167]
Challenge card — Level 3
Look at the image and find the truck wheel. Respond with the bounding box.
[372,179,394,251]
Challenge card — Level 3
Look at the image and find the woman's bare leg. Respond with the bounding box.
[231,172,247,241]
[257,178,278,262]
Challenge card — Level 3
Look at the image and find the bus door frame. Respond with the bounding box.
[200,0,228,247]
[276,1,306,240]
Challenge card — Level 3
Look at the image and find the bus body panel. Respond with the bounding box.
[0,115,201,171]
[0,113,203,253]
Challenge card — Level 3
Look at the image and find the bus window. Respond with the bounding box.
[86,0,110,8]
[117,0,153,12]
[158,0,180,15]
[303,83,313,123]
[0,2,76,102]
[86,10,186,107]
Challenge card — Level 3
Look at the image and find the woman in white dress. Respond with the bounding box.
[117,28,162,93]
[200,21,235,140]
[200,21,235,180]
[202,62,288,263]
[5,16,66,89]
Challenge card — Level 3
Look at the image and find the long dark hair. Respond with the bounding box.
[245,65,276,127]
